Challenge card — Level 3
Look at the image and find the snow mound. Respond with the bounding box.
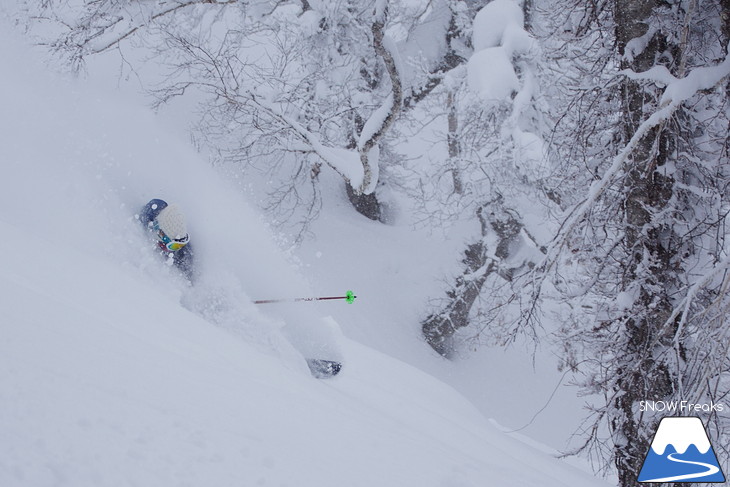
[472,0,524,51]
[467,0,535,102]
[467,47,519,100]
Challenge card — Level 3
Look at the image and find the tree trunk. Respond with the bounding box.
[447,91,464,195]
[345,182,382,221]
[422,203,523,356]
[612,1,678,484]
[344,7,403,222]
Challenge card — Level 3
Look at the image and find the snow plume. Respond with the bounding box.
[1,14,616,487]
[0,15,338,365]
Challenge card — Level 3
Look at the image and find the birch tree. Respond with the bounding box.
[19,0,503,233]
[19,0,409,230]
[420,0,550,355]
[522,0,730,483]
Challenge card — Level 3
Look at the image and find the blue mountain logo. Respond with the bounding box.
[638,416,725,483]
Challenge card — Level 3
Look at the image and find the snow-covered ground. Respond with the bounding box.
[0,20,612,487]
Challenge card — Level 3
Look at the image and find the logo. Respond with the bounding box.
[638,417,725,483]
[640,401,724,413]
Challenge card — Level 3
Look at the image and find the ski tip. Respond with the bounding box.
[306,359,343,379]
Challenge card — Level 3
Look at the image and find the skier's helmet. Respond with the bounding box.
[153,204,189,252]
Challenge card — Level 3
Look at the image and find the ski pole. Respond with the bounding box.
[254,290,356,305]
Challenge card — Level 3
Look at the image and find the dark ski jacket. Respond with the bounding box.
[139,199,195,282]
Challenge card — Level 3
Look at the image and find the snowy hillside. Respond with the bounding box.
[0,21,615,487]
[2,214,608,487]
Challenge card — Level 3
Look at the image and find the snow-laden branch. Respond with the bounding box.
[619,65,677,87]
[669,256,730,346]
[239,15,405,197]
[663,255,730,402]
[83,0,238,55]
[530,49,730,293]
[244,92,365,189]
[660,46,730,105]
[533,99,680,283]
[227,6,403,196]
[620,43,730,105]
[42,0,404,196]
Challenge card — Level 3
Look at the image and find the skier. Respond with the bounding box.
[138,199,195,282]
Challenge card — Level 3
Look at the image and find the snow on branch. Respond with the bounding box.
[619,65,677,87]
[668,256,730,348]
[240,6,404,196]
[373,0,388,22]
[237,8,404,196]
[68,0,238,57]
[244,92,365,189]
[529,49,730,298]
[355,12,404,194]
[660,46,730,105]
[620,43,730,104]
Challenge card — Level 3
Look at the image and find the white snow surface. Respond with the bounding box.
[467,0,536,103]
[467,47,520,101]
[472,0,525,51]
[0,21,614,487]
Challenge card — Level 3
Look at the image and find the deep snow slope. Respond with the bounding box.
[294,192,595,453]
[0,213,610,487]
[0,22,612,487]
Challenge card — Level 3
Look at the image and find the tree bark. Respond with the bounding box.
[422,203,523,356]
[345,182,382,221]
[612,1,678,484]
[346,6,403,221]
[403,9,467,109]
[447,91,464,195]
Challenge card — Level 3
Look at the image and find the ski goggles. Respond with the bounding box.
[153,222,189,252]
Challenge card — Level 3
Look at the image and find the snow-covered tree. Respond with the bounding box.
[520,0,730,483]
[17,0,504,235]
[419,0,550,355]
[19,0,411,232]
